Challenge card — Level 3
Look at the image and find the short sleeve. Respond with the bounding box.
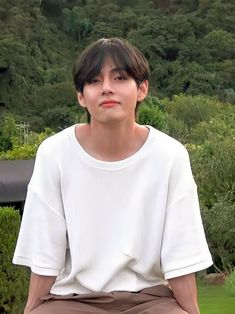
[161,147,213,279]
[13,141,67,276]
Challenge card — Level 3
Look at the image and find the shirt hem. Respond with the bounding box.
[164,258,213,280]
[13,256,61,276]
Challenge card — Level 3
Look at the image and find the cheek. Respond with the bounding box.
[82,88,96,103]
[122,83,138,96]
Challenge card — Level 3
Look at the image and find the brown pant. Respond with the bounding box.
[31,285,188,314]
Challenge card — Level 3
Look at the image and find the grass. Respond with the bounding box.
[198,281,235,314]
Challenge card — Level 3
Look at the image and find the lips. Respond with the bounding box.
[100,100,120,108]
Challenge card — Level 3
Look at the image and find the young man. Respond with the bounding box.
[13,38,213,314]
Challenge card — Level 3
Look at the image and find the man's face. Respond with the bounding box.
[77,59,148,125]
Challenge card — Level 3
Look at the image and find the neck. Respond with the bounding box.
[76,120,149,161]
[91,119,136,146]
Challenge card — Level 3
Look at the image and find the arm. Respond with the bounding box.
[168,273,200,314]
[24,272,56,313]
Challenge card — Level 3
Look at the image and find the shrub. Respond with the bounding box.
[164,94,220,127]
[188,138,235,208]
[190,118,231,144]
[0,128,54,160]
[0,207,29,313]
[201,193,235,272]
[0,115,18,153]
[165,114,189,144]
[190,104,235,144]
[138,96,167,131]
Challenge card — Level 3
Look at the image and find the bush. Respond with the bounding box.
[201,193,235,272]
[27,82,84,131]
[0,115,17,153]
[188,138,235,208]
[0,207,29,313]
[190,104,235,144]
[165,114,189,144]
[0,128,54,160]
[164,94,220,127]
[138,96,167,132]
[190,118,231,144]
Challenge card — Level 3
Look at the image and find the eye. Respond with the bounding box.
[115,73,128,81]
[87,78,100,84]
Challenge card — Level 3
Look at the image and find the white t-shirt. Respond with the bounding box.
[13,125,213,295]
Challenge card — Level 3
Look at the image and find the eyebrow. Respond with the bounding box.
[110,67,126,73]
[89,67,127,79]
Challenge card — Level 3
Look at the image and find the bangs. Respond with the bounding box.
[83,44,130,83]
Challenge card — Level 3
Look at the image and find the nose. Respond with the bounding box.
[101,78,114,95]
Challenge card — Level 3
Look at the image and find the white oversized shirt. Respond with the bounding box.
[13,125,213,295]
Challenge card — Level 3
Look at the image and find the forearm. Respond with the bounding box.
[169,273,200,314]
[24,272,56,313]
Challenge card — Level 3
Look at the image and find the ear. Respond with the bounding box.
[137,80,148,102]
[76,92,86,108]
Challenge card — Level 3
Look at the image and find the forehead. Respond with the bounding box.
[97,50,126,69]
[97,58,126,73]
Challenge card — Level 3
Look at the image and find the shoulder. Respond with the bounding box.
[148,127,197,200]
[29,126,76,186]
[37,125,75,157]
[149,126,189,161]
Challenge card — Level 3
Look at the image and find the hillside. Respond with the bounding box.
[0,0,234,131]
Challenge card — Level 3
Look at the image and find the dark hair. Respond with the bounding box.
[73,38,150,122]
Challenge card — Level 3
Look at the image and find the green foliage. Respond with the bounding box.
[0,114,55,159]
[165,113,189,144]
[224,270,235,297]
[0,115,17,139]
[41,0,67,16]
[40,106,78,131]
[29,82,81,131]
[164,94,220,127]
[188,137,235,207]
[185,100,234,272]
[203,29,235,61]
[62,7,93,41]
[0,143,38,160]
[0,126,54,160]
[165,62,220,96]
[0,137,12,152]
[0,207,29,313]
[165,95,235,145]
[190,106,235,144]
[138,96,167,131]
[0,115,18,152]
[201,193,235,271]
[0,0,75,119]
